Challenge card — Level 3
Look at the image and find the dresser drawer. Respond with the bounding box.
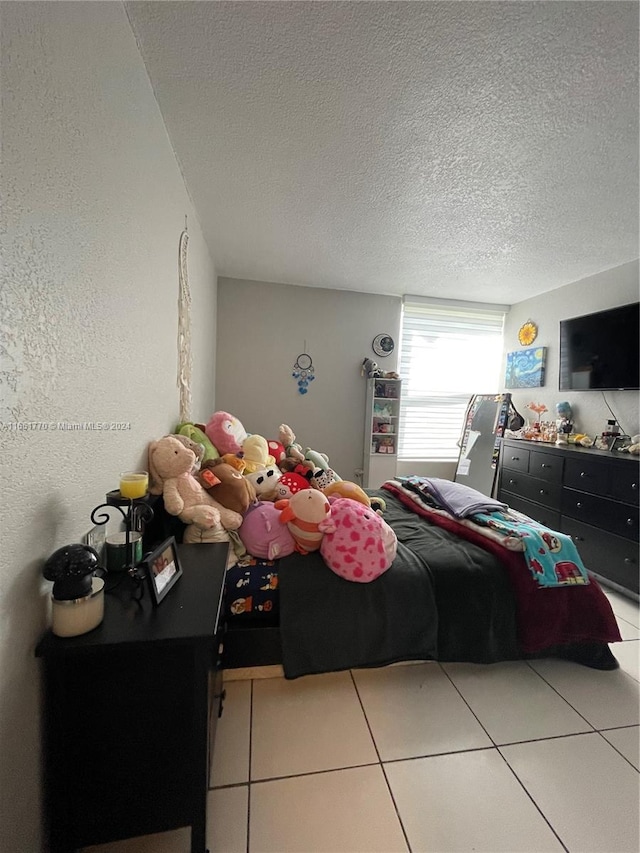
[561,517,639,594]
[517,476,562,510]
[502,445,530,473]
[500,491,561,531]
[609,463,640,506]
[564,457,609,496]
[562,488,639,541]
[529,450,563,484]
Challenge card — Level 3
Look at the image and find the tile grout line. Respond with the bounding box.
[523,660,601,730]
[349,669,413,853]
[595,728,640,773]
[440,662,571,852]
[438,662,498,746]
[525,658,640,728]
[209,722,639,793]
[246,679,253,853]
[496,746,570,853]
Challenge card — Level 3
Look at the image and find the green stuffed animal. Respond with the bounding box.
[305,448,342,481]
[175,422,219,464]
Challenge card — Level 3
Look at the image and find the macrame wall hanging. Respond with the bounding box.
[292,346,315,394]
[177,217,193,423]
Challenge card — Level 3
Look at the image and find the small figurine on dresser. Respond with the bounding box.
[555,401,574,444]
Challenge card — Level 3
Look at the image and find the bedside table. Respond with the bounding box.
[36,543,228,853]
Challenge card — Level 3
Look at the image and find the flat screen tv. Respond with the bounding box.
[559,302,639,391]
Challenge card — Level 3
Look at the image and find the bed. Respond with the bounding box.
[223,483,622,678]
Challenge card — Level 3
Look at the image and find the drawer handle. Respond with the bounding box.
[632,483,638,490]
[539,489,547,495]
[572,535,584,542]
[511,456,520,461]
[576,502,582,508]
[580,472,588,478]
[624,557,635,564]
[626,519,634,526]
[509,479,517,485]
[541,463,550,469]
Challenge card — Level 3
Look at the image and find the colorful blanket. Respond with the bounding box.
[394,477,589,589]
[472,511,589,588]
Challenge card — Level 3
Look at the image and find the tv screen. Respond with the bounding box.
[559,302,639,391]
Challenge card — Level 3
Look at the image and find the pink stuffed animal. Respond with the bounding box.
[238,501,296,561]
[205,411,247,455]
[276,490,330,554]
[319,498,397,583]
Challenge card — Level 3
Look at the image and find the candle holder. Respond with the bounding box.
[90,492,154,576]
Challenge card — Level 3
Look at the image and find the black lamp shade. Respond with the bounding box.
[43,544,101,600]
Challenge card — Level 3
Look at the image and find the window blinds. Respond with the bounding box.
[399,298,508,461]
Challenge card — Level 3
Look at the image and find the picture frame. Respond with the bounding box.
[145,536,183,605]
[610,435,632,453]
[504,346,547,389]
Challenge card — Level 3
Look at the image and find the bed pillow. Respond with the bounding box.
[319,498,397,583]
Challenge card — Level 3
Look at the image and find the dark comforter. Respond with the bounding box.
[277,487,621,679]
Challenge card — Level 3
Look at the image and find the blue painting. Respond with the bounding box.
[505,347,547,389]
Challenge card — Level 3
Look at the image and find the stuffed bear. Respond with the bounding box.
[197,460,256,515]
[361,358,400,381]
[318,497,397,582]
[205,411,248,456]
[149,433,204,494]
[147,436,243,554]
[361,357,383,379]
[278,424,305,463]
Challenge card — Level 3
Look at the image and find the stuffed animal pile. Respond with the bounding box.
[144,410,397,582]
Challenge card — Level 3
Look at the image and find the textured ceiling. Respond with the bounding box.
[126,1,639,304]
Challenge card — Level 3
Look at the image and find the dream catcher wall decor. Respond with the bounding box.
[292,350,315,394]
[177,218,193,422]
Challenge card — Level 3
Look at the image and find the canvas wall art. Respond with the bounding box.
[505,347,547,389]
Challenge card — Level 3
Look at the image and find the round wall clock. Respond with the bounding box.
[372,334,395,357]
[518,321,538,347]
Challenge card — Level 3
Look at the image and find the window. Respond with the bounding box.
[398,297,508,461]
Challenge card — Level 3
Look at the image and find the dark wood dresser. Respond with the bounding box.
[36,543,228,853]
[497,438,639,599]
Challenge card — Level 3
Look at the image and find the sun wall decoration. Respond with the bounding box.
[518,321,538,346]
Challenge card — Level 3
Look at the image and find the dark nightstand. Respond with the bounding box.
[36,543,228,853]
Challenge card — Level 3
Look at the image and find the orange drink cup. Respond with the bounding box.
[119,471,149,499]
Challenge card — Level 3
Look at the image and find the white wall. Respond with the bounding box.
[216,278,401,480]
[0,4,217,850]
[503,260,639,439]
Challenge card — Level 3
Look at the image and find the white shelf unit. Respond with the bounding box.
[363,378,402,489]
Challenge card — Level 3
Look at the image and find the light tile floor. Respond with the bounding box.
[85,588,639,853]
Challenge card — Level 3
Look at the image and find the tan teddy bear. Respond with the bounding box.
[147,436,244,559]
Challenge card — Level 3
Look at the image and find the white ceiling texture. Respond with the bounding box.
[126,1,639,304]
